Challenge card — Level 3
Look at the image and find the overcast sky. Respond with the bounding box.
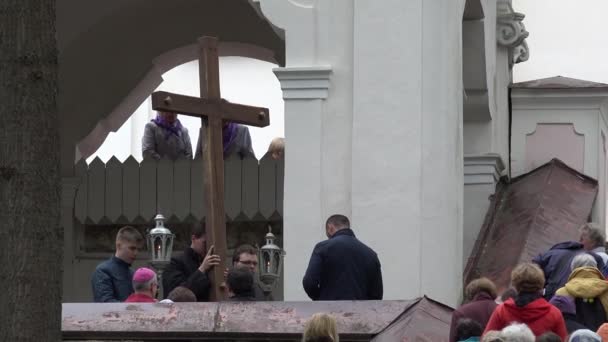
[512,0,608,83]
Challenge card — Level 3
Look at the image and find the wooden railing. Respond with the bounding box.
[73,154,284,224]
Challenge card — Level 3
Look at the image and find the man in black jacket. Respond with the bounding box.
[302,214,383,300]
[162,222,220,301]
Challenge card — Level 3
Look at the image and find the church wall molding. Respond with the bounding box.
[273,66,332,100]
[464,154,505,185]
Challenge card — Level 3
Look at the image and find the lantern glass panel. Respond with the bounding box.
[154,236,162,260]
[262,252,271,274]
[272,252,281,274]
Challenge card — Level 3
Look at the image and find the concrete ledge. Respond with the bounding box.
[464,154,505,185]
[273,66,332,99]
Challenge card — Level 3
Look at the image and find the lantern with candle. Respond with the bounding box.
[147,213,174,298]
[258,225,285,293]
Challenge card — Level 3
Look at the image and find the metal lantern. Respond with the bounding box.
[258,226,285,289]
[147,214,174,298]
[147,214,175,265]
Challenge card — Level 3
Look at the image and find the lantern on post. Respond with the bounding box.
[258,226,285,293]
[147,214,174,299]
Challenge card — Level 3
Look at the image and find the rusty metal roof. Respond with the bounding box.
[62,297,452,341]
[511,76,608,89]
[464,158,598,294]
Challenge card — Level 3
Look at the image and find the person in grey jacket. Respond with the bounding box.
[195,122,254,159]
[142,111,193,160]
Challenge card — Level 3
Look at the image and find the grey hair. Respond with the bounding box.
[580,222,606,248]
[571,253,597,271]
[133,273,158,292]
[568,329,602,342]
[500,323,534,342]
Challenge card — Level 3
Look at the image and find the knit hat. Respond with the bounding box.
[549,295,576,315]
[133,267,156,282]
[569,329,601,342]
[597,323,608,341]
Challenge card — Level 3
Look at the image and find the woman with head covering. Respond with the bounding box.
[554,253,608,331]
[195,122,254,159]
[142,111,193,160]
[483,263,567,339]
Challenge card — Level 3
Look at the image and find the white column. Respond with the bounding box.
[274,67,332,300]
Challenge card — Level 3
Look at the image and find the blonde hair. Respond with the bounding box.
[511,263,544,293]
[267,137,284,158]
[302,313,339,342]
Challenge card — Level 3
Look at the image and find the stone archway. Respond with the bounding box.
[58,0,285,175]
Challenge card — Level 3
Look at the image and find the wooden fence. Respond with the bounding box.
[73,154,284,224]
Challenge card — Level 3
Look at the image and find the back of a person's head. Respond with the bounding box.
[569,329,602,342]
[500,288,517,303]
[191,221,206,239]
[116,225,144,244]
[455,318,483,341]
[465,277,497,301]
[481,331,504,342]
[302,313,339,342]
[571,253,597,271]
[167,286,196,302]
[325,215,350,229]
[536,332,562,342]
[226,266,254,297]
[510,263,545,293]
[500,323,535,342]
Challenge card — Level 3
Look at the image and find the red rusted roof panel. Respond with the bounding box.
[464,159,598,294]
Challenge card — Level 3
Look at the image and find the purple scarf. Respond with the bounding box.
[223,123,238,155]
[152,115,183,140]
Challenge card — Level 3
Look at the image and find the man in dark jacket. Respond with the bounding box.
[91,226,144,302]
[302,214,383,300]
[532,240,605,299]
[162,222,221,302]
[449,277,498,342]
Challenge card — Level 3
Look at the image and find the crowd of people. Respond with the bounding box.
[450,223,608,341]
[141,110,285,160]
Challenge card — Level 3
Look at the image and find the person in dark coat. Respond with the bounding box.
[449,277,498,342]
[302,214,383,300]
[195,122,254,159]
[532,240,604,299]
[142,111,193,160]
[91,226,144,302]
[548,295,587,333]
[162,222,221,302]
[230,244,273,300]
[226,266,256,301]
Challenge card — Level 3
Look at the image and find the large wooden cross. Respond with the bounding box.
[151,36,270,300]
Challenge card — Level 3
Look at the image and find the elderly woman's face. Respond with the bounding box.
[160,111,177,124]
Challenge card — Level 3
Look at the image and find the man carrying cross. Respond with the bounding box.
[151,36,269,301]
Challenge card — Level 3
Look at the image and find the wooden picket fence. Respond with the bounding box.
[73,154,284,224]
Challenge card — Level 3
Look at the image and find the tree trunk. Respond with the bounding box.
[0,0,62,341]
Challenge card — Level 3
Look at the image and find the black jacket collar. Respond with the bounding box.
[331,228,355,239]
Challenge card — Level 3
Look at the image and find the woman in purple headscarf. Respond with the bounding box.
[142,111,193,160]
[195,122,254,159]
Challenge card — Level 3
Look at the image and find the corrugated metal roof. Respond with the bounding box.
[464,158,598,294]
[511,76,608,89]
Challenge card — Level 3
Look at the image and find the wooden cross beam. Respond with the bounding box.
[151,36,270,300]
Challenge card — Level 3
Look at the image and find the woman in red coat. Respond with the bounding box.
[483,263,567,340]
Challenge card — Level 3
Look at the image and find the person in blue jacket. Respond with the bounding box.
[302,214,383,300]
[533,236,605,300]
[91,226,144,302]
